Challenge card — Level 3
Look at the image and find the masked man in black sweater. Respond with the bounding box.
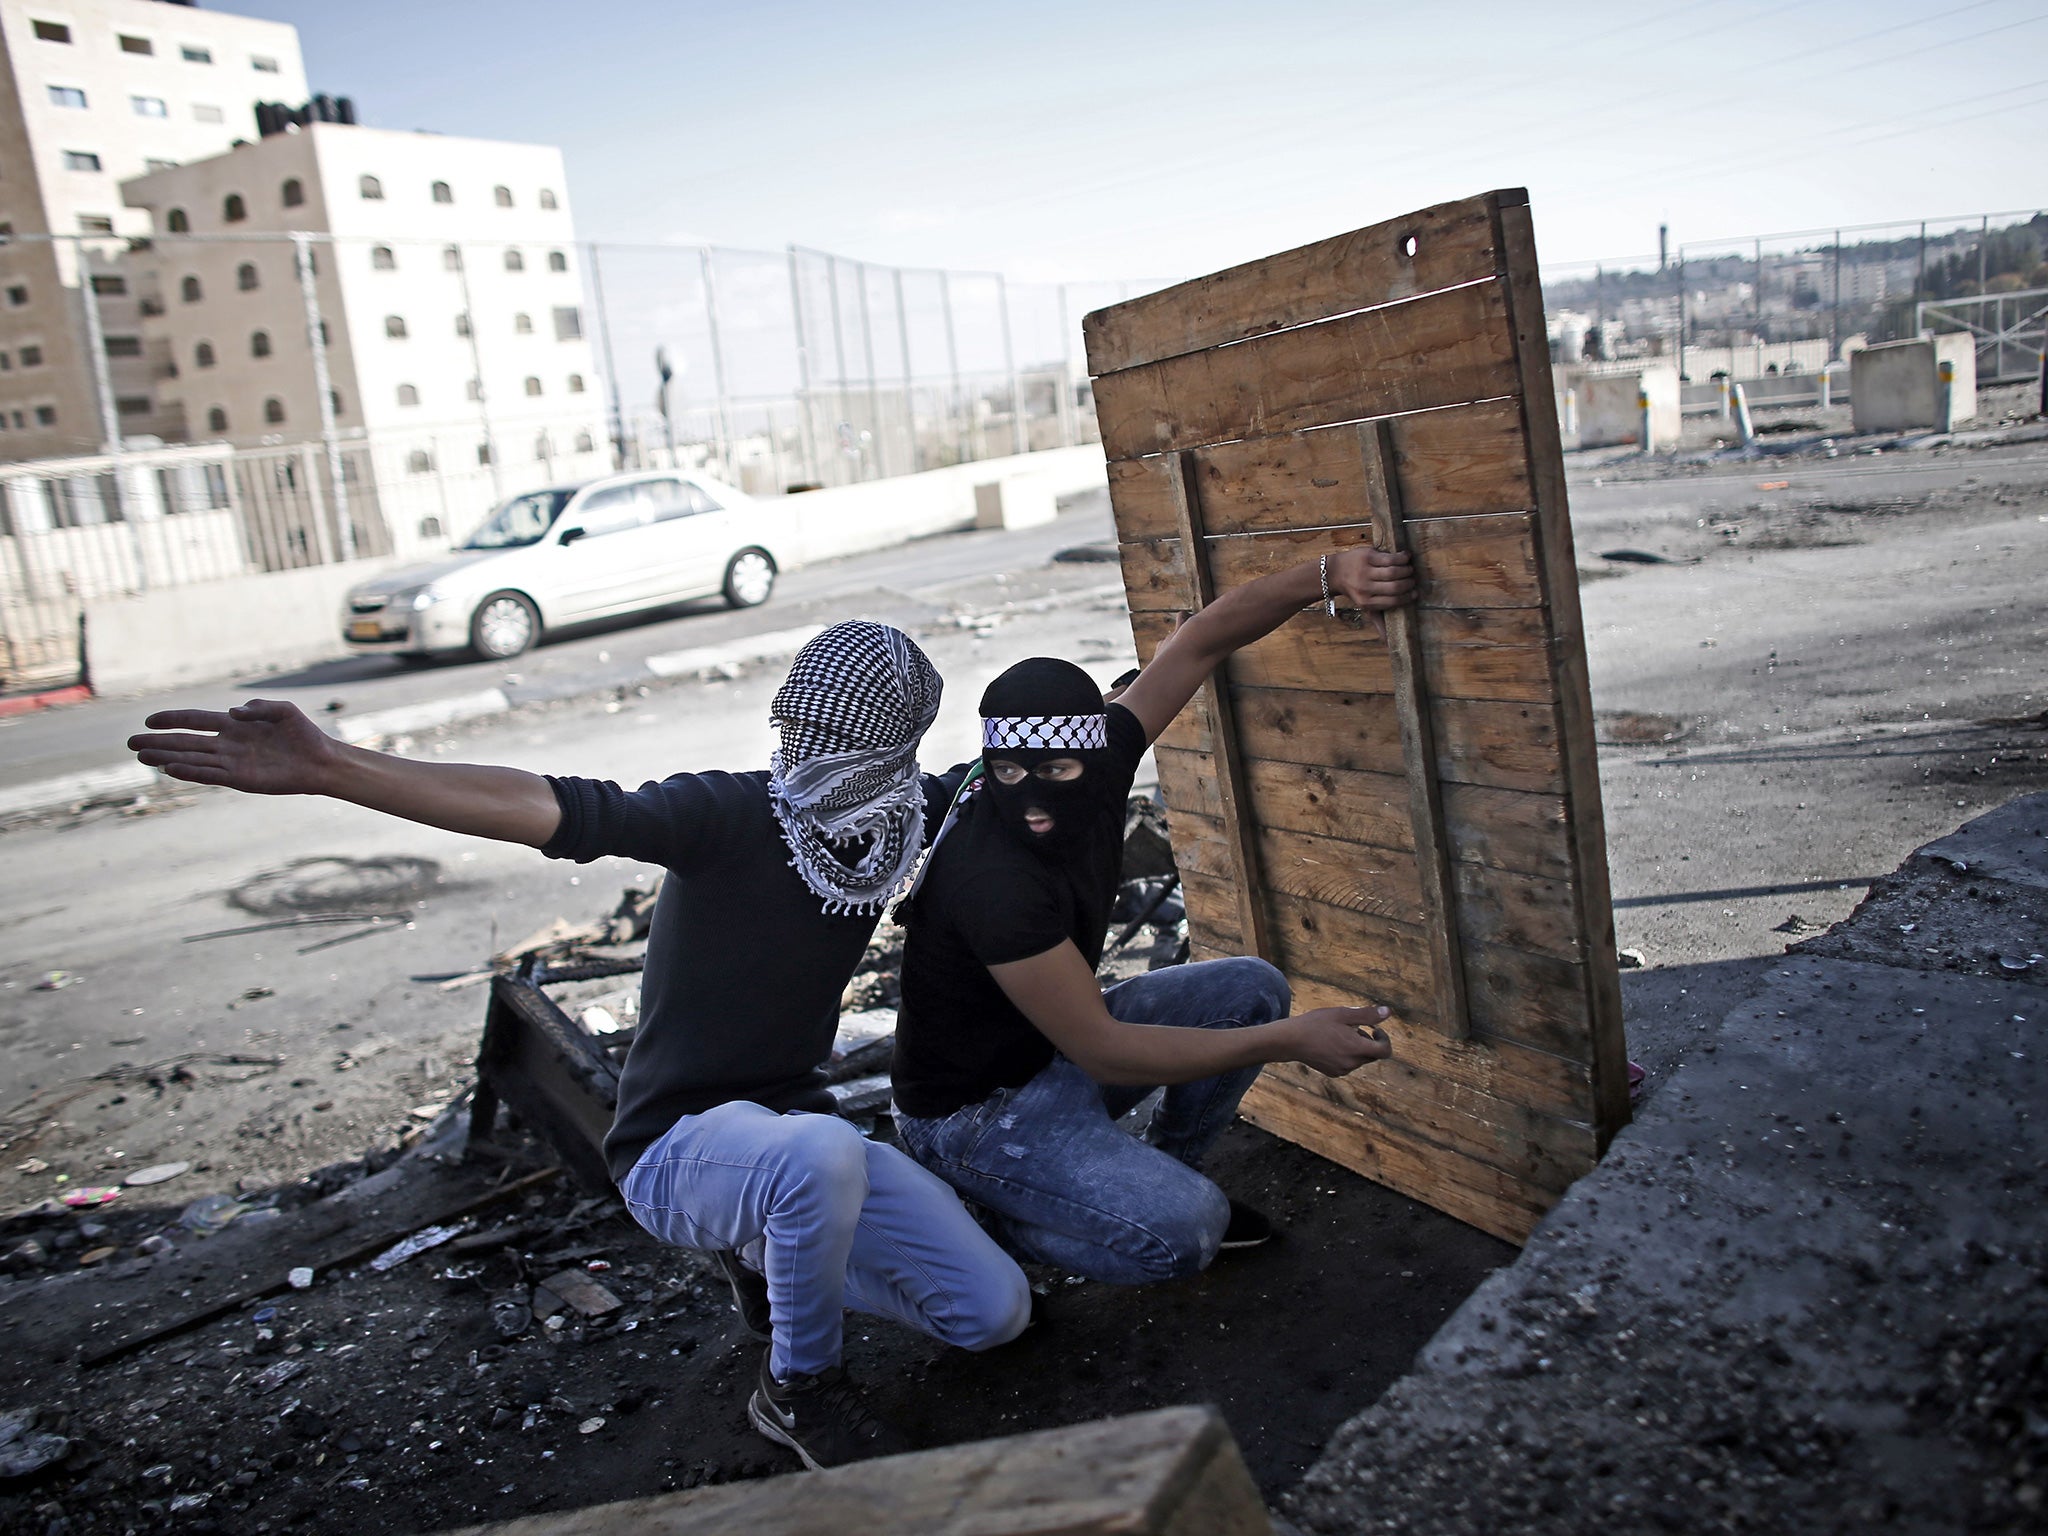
[130,622,1029,1470]
[892,547,1413,1283]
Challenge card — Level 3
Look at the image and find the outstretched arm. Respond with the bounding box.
[1116,545,1416,745]
[989,940,1392,1086]
[129,699,561,847]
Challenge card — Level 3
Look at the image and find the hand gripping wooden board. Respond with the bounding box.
[1085,189,1627,1244]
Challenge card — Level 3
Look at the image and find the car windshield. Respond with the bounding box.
[461,489,573,549]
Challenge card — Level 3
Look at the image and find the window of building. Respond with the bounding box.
[385,315,407,339]
[139,294,164,316]
[330,389,344,416]
[454,312,471,338]
[466,379,482,401]
[493,185,513,207]
[167,208,189,233]
[477,442,494,465]
[77,214,115,234]
[524,376,542,396]
[0,224,11,242]
[281,177,304,208]
[6,285,30,306]
[534,434,551,460]
[575,431,594,453]
[359,175,383,200]
[104,335,142,357]
[182,44,212,63]
[236,261,258,291]
[250,329,271,358]
[117,395,150,416]
[32,20,70,42]
[20,345,43,367]
[547,250,568,273]
[567,373,586,393]
[553,306,583,341]
[193,104,223,123]
[132,95,168,117]
[317,320,329,344]
[36,406,57,426]
[264,397,285,424]
[406,449,433,474]
[252,56,280,73]
[223,193,246,222]
[207,406,228,433]
[181,275,203,303]
[63,150,102,172]
[431,181,452,204]
[91,275,127,295]
[513,312,532,334]
[119,34,153,55]
[370,245,396,271]
[48,85,87,108]
[397,383,420,407]
[539,189,559,210]
[194,341,215,368]
[441,246,463,273]
[503,248,524,272]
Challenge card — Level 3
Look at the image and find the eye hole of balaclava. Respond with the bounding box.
[978,657,1115,856]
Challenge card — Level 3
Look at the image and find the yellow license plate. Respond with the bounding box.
[349,619,383,641]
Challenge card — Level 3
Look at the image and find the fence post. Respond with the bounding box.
[299,440,335,565]
[72,235,148,589]
[939,270,966,462]
[892,266,916,473]
[786,247,820,486]
[825,253,851,477]
[855,260,881,479]
[293,232,354,563]
[1731,382,1754,447]
[698,247,734,482]
[587,242,627,472]
[997,272,1025,455]
[451,239,502,502]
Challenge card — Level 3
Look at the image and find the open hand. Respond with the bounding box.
[128,699,338,796]
[1288,1005,1396,1076]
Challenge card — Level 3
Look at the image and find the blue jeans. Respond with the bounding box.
[895,956,1289,1285]
[620,1102,1032,1379]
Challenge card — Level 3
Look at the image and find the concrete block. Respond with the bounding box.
[1852,336,1979,433]
[973,473,1060,531]
[1567,366,1681,449]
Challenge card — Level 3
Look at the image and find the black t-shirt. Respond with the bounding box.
[541,766,967,1182]
[892,704,1148,1119]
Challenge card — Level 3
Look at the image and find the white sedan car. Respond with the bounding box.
[341,471,782,661]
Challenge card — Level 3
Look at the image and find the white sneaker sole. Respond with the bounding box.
[747,1390,826,1472]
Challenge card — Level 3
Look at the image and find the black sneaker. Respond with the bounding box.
[712,1249,771,1340]
[746,1354,911,1469]
[1217,1198,1275,1252]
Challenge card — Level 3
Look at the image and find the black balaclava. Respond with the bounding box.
[978,657,1119,858]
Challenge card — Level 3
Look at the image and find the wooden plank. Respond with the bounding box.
[1180,875,1590,1058]
[1359,416,1469,1038]
[1311,1062,1596,1197]
[1157,688,1565,796]
[1121,513,1543,614]
[1131,606,1553,704]
[1238,1071,1553,1244]
[1103,399,1533,542]
[1094,279,1520,463]
[437,1405,1271,1536]
[1168,451,1272,964]
[1491,195,1632,1151]
[1084,192,1504,376]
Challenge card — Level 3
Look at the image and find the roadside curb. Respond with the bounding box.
[0,683,93,720]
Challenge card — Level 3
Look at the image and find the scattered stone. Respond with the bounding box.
[1616,948,1647,969]
[122,1162,191,1187]
[287,1266,314,1290]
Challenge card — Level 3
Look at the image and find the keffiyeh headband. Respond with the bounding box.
[767,622,943,915]
[982,714,1107,751]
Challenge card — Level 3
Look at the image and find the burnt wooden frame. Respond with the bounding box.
[1085,189,1627,1243]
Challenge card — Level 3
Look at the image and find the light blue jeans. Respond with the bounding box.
[895,957,1289,1285]
[620,1102,1032,1379]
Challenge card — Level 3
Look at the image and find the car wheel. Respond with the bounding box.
[723,548,776,609]
[470,591,539,659]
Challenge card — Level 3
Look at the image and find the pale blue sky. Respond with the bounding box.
[233,0,2048,283]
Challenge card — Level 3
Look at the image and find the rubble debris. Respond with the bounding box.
[246,1360,304,1395]
[31,972,80,991]
[1616,947,1648,968]
[287,1265,314,1289]
[535,1267,621,1319]
[0,1408,68,1481]
[183,912,402,944]
[1121,797,1177,882]
[121,1161,189,1187]
[59,1188,119,1209]
[368,1222,468,1272]
[177,1193,258,1236]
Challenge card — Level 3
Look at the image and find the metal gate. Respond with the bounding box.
[1916,288,2048,386]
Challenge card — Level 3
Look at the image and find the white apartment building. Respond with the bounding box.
[0,0,308,460]
[120,122,607,550]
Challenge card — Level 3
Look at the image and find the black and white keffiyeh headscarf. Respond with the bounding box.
[767,621,943,915]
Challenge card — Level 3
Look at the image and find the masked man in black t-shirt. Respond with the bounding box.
[130,622,1030,1470]
[892,546,1414,1283]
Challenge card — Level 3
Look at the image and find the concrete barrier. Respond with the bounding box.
[1562,365,1680,449]
[1851,334,1977,433]
[81,445,1110,694]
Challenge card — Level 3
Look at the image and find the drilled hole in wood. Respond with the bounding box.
[1402,234,1419,258]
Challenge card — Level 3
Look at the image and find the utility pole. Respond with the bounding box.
[786,246,819,485]
[1830,229,1842,361]
[452,241,501,500]
[698,248,732,480]
[294,232,354,561]
[997,272,1025,455]
[586,243,627,470]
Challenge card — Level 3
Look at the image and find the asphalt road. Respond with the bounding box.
[1,441,2045,1185]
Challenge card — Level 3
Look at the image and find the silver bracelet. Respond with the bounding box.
[1318,553,1337,617]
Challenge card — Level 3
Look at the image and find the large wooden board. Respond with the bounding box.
[1086,190,1627,1245]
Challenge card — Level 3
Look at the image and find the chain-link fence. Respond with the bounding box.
[0,227,1155,690]
[1538,207,2048,384]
